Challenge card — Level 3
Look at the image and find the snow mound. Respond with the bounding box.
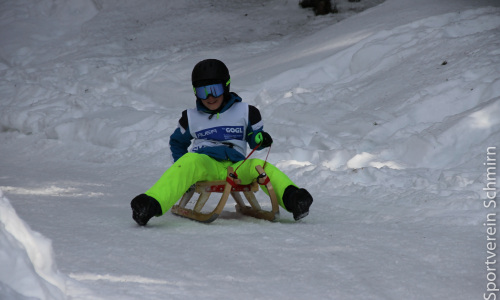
[0,191,67,300]
[258,6,500,171]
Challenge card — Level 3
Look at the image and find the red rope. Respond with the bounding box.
[262,144,271,168]
[233,144,272,176]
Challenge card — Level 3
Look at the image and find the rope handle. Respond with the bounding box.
[232,143,272,178]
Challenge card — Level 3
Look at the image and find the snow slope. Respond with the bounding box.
[1,0,499,299]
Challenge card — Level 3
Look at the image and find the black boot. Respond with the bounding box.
[130,194,162,226]
[283,186,313,221]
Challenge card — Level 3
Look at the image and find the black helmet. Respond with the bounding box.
[191,59,230,93]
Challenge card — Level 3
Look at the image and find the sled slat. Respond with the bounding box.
[171,165,279,223]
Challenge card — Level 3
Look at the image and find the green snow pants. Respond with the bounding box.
[145,152,297,214]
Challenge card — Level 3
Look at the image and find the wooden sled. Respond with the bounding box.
[171,165,279,223]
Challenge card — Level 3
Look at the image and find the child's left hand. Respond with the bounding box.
[255,132,273,148]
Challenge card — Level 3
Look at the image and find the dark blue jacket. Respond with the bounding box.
[169,92,265,162]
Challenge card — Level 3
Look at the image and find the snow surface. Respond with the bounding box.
[1,0,500,299]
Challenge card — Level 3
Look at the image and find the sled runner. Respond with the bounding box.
[171,165,279,223]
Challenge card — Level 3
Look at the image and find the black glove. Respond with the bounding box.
[255,132,273,148]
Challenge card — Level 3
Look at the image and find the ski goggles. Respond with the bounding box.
[193,80,229,100]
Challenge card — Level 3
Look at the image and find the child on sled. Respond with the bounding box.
[130,59,313,226]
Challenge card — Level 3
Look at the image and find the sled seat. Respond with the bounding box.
[171,165,279,223]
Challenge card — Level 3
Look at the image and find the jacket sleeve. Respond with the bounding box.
[246,105,266,149]
[169,110,193,162]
